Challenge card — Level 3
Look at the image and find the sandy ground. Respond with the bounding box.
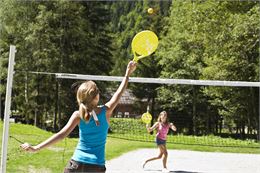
[106,149,260,173]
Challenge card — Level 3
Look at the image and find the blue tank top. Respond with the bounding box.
[72,106,109,165]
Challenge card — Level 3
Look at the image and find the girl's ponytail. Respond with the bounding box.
[79,103,91,122]
[76,81,99,122]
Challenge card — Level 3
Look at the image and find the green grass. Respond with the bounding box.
[1,123,78,173]
[0,122,259,173]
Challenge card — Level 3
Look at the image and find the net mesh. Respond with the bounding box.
[7,72,260,149]
[55,74,260,149]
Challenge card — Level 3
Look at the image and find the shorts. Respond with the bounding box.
[155,137,166,146]
[64,159,106,173]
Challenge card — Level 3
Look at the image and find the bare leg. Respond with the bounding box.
[143,145,164,167]
[161,145,168,169]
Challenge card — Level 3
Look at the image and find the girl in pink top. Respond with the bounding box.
[143,111,177,173]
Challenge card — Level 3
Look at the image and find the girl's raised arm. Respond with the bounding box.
[105,61,137,117]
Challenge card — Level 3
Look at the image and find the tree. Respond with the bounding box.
[201,1,259,136]
[157,0,259,136]
[109,0,172,122]
[0,0,113,130]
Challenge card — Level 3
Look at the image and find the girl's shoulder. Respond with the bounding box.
[154,121,160,125]
[160,122,171,128]
[154,121,160,127]
[92,105,105,114]
[72,111,80,118]
[94,105,108,116]
[97,105,106,109]
[97,105,107,112]
[71,111,81,123]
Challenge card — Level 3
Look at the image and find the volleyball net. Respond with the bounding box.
[55,72,260,148]
[3,70,260,149]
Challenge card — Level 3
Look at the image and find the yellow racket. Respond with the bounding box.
[141,111,152,124]
[132,30,159,62]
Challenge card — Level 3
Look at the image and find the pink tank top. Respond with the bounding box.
[156,123,170,140]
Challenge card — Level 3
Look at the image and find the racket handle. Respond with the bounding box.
[133,57,139,62]
[133,55,145,62]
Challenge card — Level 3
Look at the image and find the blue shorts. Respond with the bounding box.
[155,137,166,146]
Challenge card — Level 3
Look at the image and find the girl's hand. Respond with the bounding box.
[146,124,151,133]
[125,61,137,77]
[20,143,40,153]
[170,123,177,131]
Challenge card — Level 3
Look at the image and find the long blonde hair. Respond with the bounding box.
[77,81,99,121]
[157,111,169,124]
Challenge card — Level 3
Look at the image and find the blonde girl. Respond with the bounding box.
[21,61,137,173]
[143,111,177,173]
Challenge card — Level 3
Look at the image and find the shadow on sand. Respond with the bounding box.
[145,169,203,173]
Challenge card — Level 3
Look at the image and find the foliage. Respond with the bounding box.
[0,0,113,129]
[156,0,259,135]
[0,1,259,139]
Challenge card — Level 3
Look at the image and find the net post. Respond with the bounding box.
[0,45,16,173]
